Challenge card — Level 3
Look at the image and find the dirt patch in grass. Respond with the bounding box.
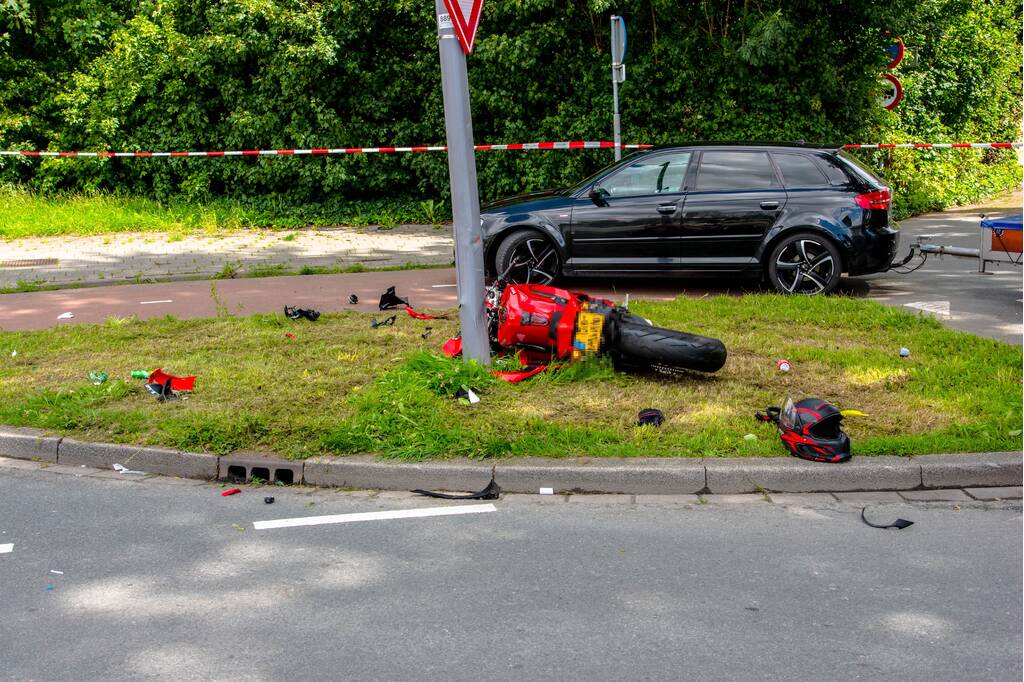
[0,294,1019,460]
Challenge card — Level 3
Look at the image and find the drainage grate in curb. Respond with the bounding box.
[219,456,301,485]
[0,258,59,268]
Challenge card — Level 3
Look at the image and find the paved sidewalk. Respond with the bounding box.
[0,224,454,289]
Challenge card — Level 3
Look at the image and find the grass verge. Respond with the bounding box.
[0,294,1019,460]
[0,186,448,238]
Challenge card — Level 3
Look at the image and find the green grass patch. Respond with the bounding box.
[0,295,1019,460]
[0,185,449,238]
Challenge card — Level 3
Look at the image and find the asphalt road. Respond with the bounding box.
[1,465,1020,681]
[0,199,1020,342]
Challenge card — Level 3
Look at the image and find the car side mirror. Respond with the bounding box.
[588,188,609,207]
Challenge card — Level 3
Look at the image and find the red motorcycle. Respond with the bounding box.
[444,267,727,376]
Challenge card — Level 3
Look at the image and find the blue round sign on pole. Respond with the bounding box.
[885,37,905,69]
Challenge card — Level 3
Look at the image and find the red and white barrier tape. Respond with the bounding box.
[0,140,1018,157]
[842,142,1021,149]
[0,140,651,158]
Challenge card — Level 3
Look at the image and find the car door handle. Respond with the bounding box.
[760,201,780,210]
[657,204,677,215]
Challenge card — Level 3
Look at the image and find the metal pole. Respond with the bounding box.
[611,15,621,161]
[612,75,621,162]
[435,0,490,365]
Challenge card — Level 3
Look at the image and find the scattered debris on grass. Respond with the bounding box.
[371,315,396,329]
[637,408,665,427]
[454,385,480,405]
[284,306,320,322]
[88,371,108,385]
[777,359,791,372]
[379,285,449,319]
[378,286,408,310]
[900,347,911,358]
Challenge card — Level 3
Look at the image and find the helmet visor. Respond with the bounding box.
[778,396,798,431]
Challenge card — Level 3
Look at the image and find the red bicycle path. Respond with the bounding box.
[0,268,687,332]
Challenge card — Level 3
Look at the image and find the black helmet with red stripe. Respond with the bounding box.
[776,397,851,463]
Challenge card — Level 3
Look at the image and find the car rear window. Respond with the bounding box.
[772,153,830,188]
[696,151,778,191]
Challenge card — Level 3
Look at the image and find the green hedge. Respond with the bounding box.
[1,0,1020,214]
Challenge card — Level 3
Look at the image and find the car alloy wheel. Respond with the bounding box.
[505,236,560,284]
[770,236,840,295]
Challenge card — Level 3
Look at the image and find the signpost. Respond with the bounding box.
[436,0,490,365]
[610,15,626,161]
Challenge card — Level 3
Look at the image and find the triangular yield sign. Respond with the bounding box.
[442,0,485,54]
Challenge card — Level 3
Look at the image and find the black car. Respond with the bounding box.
[480,143,899,294]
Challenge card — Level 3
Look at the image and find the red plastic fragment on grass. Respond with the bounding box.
[442,337,463,357]
[404,306,448,320]
[148,368,196,392]
[285,333,296,340]
[491,365,548,383]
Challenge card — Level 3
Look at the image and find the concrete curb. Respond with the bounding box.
[0,425,1019,494]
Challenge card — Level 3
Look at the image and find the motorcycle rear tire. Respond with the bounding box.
[609,320,727,374]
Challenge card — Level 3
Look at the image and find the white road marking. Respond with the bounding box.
[253,503,496,530]
[431,284,458,288]
[904,300,951,317]
[0,543,12,554]
[139,300,173,305]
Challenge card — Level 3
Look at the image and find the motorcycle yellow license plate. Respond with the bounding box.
[573,312,605,354]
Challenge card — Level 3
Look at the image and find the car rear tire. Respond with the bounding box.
[766,232,842,295]
[494,230,561,284]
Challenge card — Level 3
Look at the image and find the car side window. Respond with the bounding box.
[773,153,830,188]
[818,156,854,186]
[597,152,691,198]
[695,151,779,191]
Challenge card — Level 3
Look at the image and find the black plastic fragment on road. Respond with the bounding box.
[378,286,409,310]
[412,476,501,500]
[348,294,359,304]
[860,506,914,530]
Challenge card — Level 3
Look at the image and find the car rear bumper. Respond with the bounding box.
[847,225,900,275]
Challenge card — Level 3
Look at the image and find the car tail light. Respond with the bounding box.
[855,188,891,210]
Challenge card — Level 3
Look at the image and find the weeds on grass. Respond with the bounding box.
[213,262,240,279]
